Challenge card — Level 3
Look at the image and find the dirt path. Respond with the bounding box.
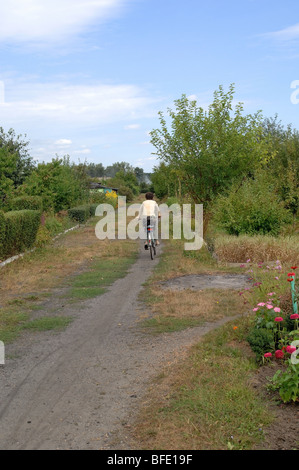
[0,242,240,450]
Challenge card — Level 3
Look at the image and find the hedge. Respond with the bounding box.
[8,196,43,212]
[0,210,41,260]
[0,211,5,259]
[68,205,92,224]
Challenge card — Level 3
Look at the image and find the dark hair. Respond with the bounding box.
[145,192,154,200]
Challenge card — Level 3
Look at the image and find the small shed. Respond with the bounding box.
[89,182,118,194]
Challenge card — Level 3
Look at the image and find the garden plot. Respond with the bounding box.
[160,273,251,291]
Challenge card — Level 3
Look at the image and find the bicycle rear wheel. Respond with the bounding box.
[150,243,154,260]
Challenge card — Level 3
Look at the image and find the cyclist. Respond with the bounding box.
[138,192,160,250]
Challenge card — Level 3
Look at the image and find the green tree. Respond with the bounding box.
[18,157,89,212]
[0,127,34,186]
[262,116,299,216]
[0,128,35,205]
[150,84,269,208]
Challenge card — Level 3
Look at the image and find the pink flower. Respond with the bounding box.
[264,352,272,358]
[290,314,299,320]
[266,305,273,310]
[257,302,266,307]
[274,317,284,322]
[286,346,296,354]
[275,350,284,359]
[267,292,275,296]
[273,307,281,313]
[252,308,259,312]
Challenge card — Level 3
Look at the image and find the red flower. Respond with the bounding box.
[288,273,296,276]
[275,350,284,359]
[290,314,299,320]
[287,278,294,282]
[264,352,272,358]
[274,317,284,322]
[286,346,296,354]
[291,266,298,270]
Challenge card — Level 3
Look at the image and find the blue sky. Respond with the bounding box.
[0,0,299,172]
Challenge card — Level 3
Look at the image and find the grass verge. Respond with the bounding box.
[134,316,274,450]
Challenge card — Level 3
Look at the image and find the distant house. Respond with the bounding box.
[89,182,118,194]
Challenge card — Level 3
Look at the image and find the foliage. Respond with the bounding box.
[247,328,275,360]
[212,171,292,236]
[117,185,134,202]
[7,195,43,212]
[68,205,91,224]
[17,157,89,212]
[0,211,5,258]
[151,162,182,199]
[270,362,299,403]
[0,210,41,259]
[150,84,269,207]
[262,115,299,216]
[0,127,34,191]
[110,170,140,196]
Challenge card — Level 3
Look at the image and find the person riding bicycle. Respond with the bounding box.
[138,192,160,250]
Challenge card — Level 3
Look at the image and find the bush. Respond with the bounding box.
[213,172,292,236]
[68,205,91,224]
[35,225,52,247]
[0,211,5,259]
[1,210,41,259]
[117,185,134,202]
[44,216,63,236]
[247,328,275,360]
[8,196,43,212]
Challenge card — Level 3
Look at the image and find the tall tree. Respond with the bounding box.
[150,85,269,208]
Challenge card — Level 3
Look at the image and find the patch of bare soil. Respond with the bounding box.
[251,363,299,450]
[160,273,251,291]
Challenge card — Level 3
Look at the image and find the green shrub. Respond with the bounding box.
[213,172,292,236]
[68,205,91,224]
[35,225,51,247]
[2,210,41,258]
[44,216,63,236]
[247,328,275,361]
[89,191,107,204]
[89,203,100,217]
[8,196,43,212]
[0,211,6,259]
[117,185,134,202]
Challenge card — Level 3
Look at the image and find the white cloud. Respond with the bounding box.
[124,124,141,130]
[55,139,72,146]
[73,148,91,154]
[263,23,299,41]
[0,79,160,129]
[0,0,125,44]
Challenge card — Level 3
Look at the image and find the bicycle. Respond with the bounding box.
[147,224,156,260]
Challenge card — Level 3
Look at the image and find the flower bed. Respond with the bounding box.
[240,261,299,403]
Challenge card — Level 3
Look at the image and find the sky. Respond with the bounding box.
[0,0,299,172]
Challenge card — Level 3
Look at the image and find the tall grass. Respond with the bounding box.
[214,234,299,265]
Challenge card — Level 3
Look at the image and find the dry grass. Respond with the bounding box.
[146,287,248,323]
[0,220,137,307]
[214,234,299,265]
